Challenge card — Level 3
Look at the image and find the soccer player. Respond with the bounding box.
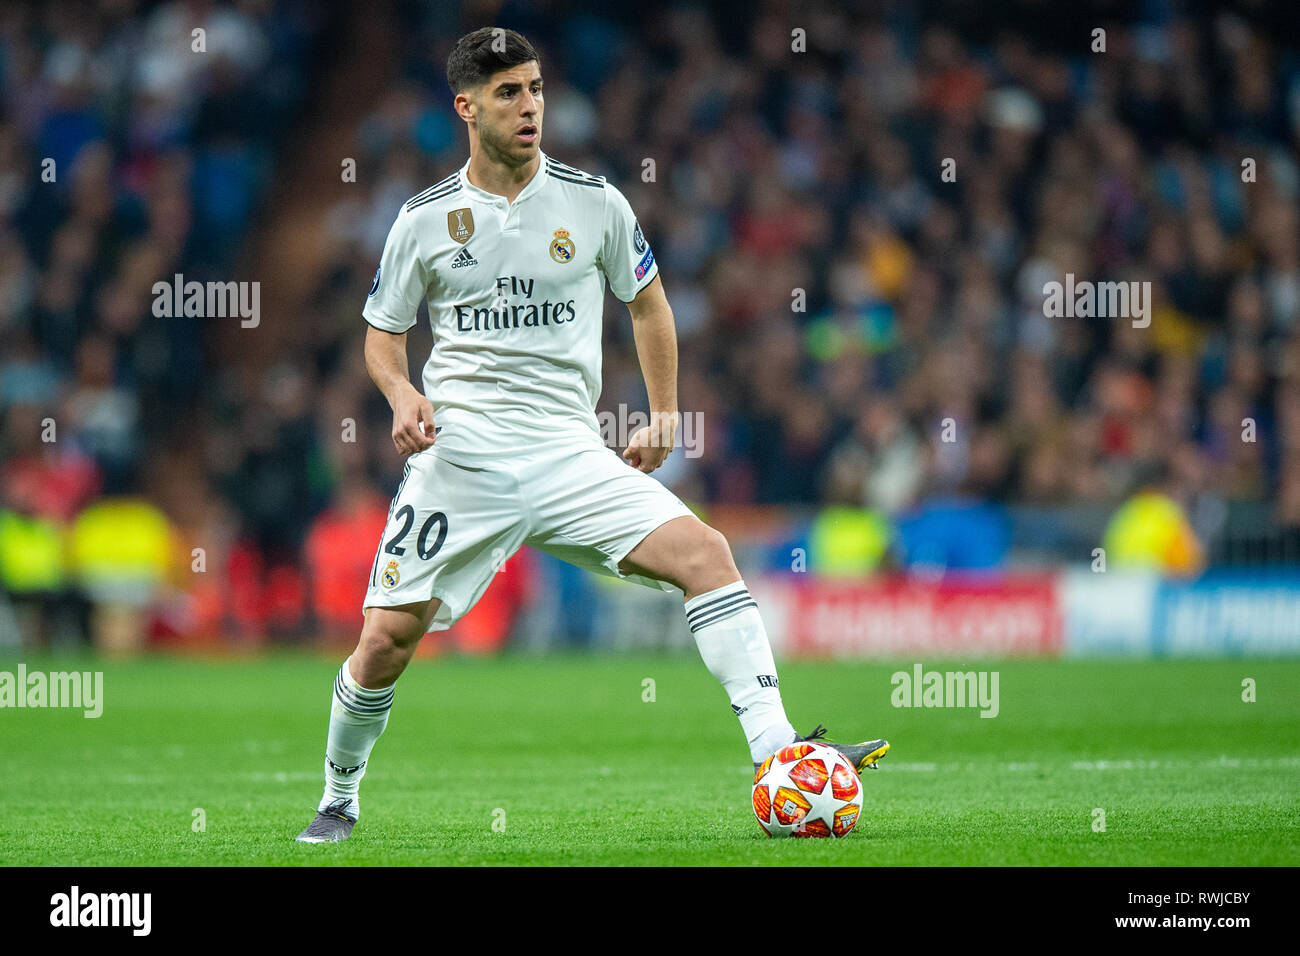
[296,27,889,843]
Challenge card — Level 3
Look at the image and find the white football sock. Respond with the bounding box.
[686,580,796,762]
[317,655,393,819]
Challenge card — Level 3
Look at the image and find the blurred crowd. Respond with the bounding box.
[0,0,321,644]
[3,0,1300,647]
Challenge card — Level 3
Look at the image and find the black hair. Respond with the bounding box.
[446,27,539,94]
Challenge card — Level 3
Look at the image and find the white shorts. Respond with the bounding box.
[362,438,694,630]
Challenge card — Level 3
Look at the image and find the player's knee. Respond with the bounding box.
[355,606,429,680]
[357,626,403,659]
[684,524,739,587]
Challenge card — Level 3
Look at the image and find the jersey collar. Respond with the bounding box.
[457,150,549,207]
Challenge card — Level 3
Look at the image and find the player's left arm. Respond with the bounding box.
[623,274,679,474]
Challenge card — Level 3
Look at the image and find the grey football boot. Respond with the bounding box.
[295,798,357,843]
[753,724,890,776]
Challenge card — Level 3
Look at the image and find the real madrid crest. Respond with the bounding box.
[549,228,575,263]
[448,208,475,244]
[381,559,400,589]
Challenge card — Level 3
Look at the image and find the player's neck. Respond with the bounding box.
[464,149,541,205]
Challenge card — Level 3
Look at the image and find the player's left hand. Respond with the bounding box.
[623,411,678,474]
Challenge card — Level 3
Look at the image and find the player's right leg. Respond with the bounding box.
[297,448,525,843]
[296,600,438,843]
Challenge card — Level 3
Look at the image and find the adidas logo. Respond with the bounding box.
[451,246,478,269]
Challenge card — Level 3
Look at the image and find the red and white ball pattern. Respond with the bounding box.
[752,741,863,838]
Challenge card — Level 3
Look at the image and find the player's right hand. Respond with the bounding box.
[392,387,436,455]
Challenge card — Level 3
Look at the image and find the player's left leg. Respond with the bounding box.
[619,517,889,773]
[525,440,890,771]
[618,515,799,763]
[522,443,795,761]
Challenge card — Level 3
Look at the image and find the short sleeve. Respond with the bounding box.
[599,184,658,303]
[362,206,429,333]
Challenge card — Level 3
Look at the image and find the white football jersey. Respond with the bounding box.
[363,151,659,464]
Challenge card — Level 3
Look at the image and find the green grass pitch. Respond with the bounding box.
[2,653,1297,865]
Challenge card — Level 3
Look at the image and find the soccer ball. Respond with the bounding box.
[752,741,862,838]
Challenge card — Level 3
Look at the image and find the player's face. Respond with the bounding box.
[473,62,543,168]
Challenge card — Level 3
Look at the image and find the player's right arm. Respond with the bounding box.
[365,327,435,455]
[363,202,436,456]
